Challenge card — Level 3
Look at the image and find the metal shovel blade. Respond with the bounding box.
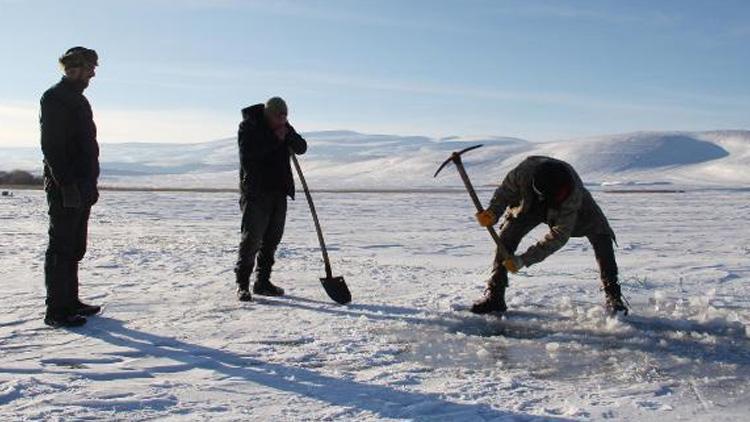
[320,276,351,305]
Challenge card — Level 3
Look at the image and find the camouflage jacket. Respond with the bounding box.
[487,156,615,266]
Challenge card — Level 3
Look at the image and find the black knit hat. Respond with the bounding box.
[532,160,573,203]
[59,47,98,69]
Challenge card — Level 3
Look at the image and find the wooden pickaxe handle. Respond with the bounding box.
[452,154,512,261]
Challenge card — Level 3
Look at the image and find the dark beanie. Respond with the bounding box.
[59,47,98,69]
[532,160,574,204]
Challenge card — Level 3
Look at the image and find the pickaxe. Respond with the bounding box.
[434,144,511,261]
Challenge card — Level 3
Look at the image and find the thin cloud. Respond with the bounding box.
[488,1,680,26]
[94,108,238,143]
[153,0,489,35]
[0,104,39,147]
[139,62,748,118]
[0,102,238,146]
[728,25,750,38]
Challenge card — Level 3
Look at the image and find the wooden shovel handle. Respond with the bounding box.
[290,151,333,279]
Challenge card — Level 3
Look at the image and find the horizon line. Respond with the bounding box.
[1,127,748,149]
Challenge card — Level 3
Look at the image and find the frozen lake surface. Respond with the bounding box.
[1,189,749,420]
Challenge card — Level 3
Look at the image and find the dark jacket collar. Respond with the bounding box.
[60,76,87,94]
[241,103,266,125]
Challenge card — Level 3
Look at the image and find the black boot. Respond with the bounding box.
[74,264,99,316]
[236,287,253,302]
[603,282,628,316]
[470,281,508,315]
[253,279,285,297]
[235,268,253,302]
[44,311,86,328]
[75,300,101,316]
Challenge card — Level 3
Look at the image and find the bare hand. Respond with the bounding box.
[274,126,289,141]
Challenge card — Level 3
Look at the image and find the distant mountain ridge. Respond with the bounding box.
[1,130,748,189]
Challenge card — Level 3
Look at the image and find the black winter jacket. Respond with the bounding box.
[238,104,307,199]
[40,77,100,206]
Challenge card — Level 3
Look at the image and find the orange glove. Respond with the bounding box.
[475,209,498,227]
[502,256,524,273]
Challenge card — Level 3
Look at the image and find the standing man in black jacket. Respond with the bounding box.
[235,97,307,301]
[40,47,102,327]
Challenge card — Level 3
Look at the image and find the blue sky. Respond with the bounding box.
[1,0,748,146]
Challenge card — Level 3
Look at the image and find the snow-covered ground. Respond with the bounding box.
[1,188,749,420]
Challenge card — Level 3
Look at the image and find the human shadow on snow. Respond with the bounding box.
[74,317,566,421]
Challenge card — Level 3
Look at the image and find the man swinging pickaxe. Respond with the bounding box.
[435,145,628,316]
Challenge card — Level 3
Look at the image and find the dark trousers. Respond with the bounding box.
[235,193,287,289]
[490,212,618,291]
[45,197,90,315]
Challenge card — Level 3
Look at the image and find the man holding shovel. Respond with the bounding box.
[472,156,628,316]
[235,97,307,302]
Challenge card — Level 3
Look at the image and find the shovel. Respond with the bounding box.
[290,150,352,304]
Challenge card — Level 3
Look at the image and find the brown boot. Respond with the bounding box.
[470,280,508,314]
[603,282,628,316]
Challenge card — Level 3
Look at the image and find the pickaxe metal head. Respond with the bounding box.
[433,144,483,178]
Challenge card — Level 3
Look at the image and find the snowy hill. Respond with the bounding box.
[529,130,750,187]
[1,130,748,189]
